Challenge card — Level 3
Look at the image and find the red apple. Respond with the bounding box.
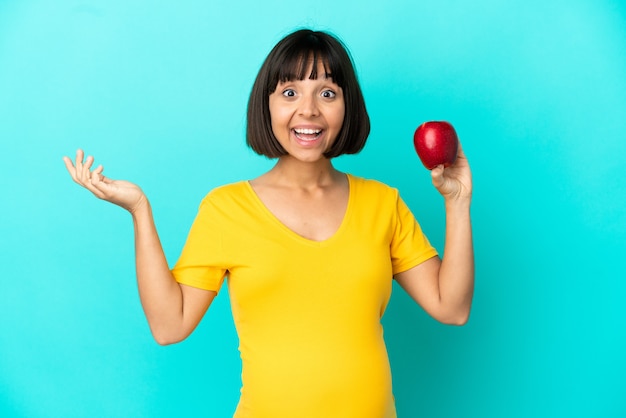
[413,121,459,170]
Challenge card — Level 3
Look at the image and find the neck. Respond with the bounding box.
[268,156,342,189]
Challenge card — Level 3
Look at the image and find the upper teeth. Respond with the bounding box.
[295,128,321,134]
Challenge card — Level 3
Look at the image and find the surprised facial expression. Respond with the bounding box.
[268,62,345,163]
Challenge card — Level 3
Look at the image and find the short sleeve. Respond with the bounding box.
[390,195,438,275]
[171,195,229,292]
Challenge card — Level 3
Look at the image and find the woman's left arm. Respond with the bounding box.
[394,142,474,325]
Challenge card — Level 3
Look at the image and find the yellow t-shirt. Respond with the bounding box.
[172,174,438,418]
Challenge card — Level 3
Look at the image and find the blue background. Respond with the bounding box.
[1,0,625,417]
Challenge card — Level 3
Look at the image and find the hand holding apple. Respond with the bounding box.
[413,121,459,170]
[413,121,472,202]
[430,142,472,201]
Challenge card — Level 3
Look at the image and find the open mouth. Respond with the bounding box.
[293,128,323,141]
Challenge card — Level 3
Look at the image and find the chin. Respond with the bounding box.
[285,151,328,164]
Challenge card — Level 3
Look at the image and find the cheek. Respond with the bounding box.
[268,99,289,127]
[269,110,287,134]
[332,97,346,128]
[333,107,346,130]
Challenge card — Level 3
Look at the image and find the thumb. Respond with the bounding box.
[431,165,445,189]
[89,165,106,185]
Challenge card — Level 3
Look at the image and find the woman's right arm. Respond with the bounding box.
[63,150,216,345]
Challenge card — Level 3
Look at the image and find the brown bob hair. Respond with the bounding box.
[246,29,370,158]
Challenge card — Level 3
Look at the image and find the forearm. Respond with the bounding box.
[438,198,474,324]
[132,200,185,343]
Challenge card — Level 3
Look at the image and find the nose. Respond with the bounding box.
[298,93,319,117]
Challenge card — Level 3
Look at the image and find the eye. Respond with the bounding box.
[321,90,336,99]
[282,89,296,97]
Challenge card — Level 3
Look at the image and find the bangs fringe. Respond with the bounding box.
[277,50,331,82]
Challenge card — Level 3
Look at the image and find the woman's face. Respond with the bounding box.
[268,61,345,163]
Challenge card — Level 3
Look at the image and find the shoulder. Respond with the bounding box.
[348,174,399,201]
[199,181,252,209]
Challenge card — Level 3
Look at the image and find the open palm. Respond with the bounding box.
[63,149,146,214]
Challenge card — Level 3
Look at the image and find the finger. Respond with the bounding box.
[83,155,95,171]
[75,149,85,168]
[456,143,467,160]
[93,164,104,175]
[100,175,113,185]
[62,155,75,169]
[89,166,105,185]
[89,175,112,200]
[75,155,93,184]
[431,165,444,178]
[62,156,79,181]
[74,149,86,183]
[93,164,113,185]
[84,174,108,199]
[431,165,445,189]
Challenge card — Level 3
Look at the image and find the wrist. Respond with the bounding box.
[444,196,471,213]
[130,195,151,219]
